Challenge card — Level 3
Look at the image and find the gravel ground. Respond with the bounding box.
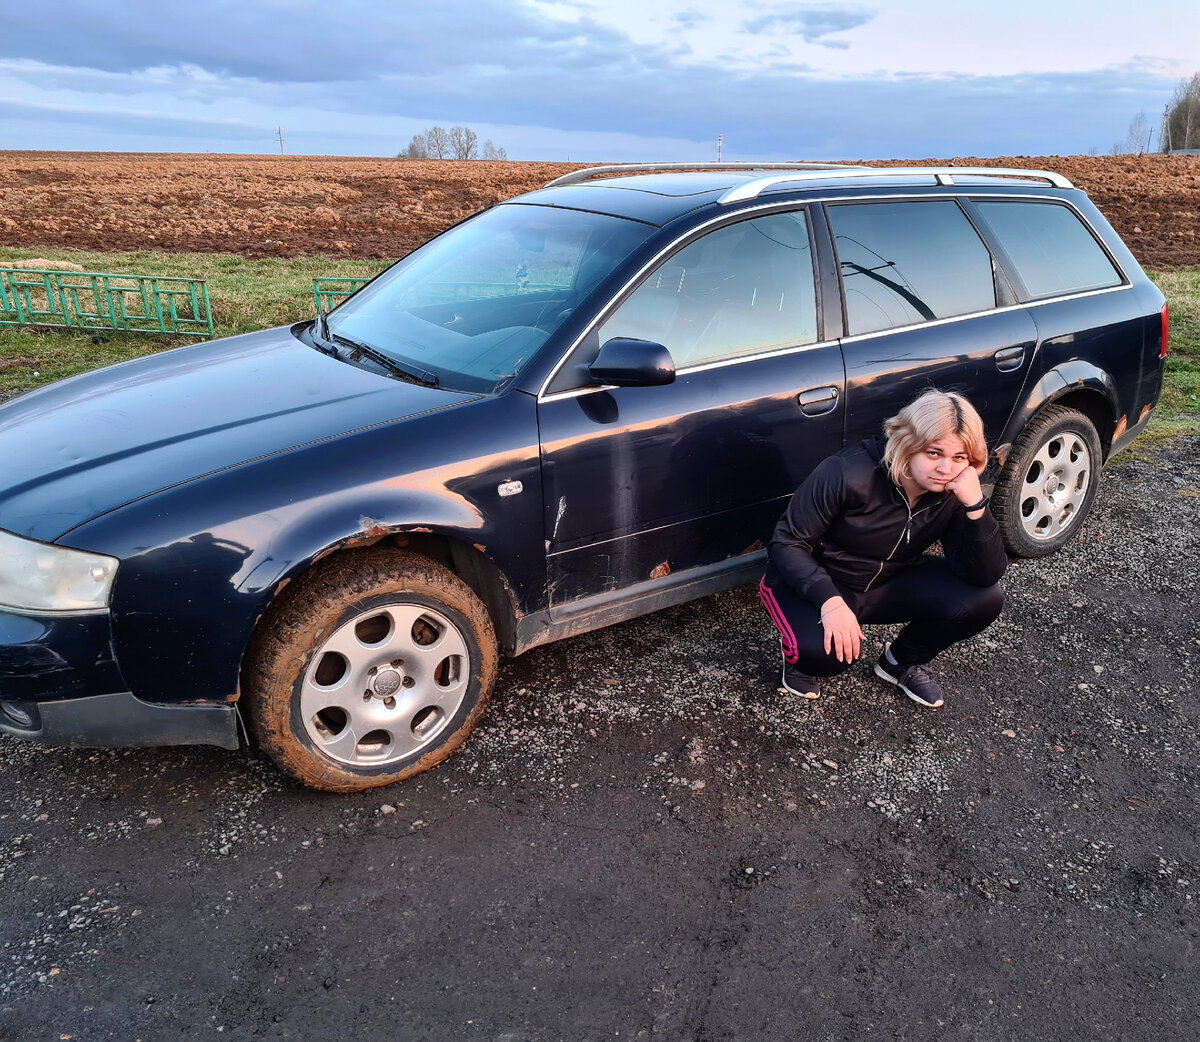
[1,438,1197,1041]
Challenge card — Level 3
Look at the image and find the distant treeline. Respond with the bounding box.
[1113,71,1200,154]
[399,126,507,161]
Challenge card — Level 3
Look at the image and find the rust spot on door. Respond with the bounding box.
[649,561,671,580]
[1113,415,1128,440]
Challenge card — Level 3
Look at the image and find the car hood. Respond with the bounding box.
[0,326,479,543]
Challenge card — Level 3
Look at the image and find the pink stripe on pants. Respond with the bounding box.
[759,575,798,663]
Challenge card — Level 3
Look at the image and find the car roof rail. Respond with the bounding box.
[717,166,1074,204]
[542,161,855,189]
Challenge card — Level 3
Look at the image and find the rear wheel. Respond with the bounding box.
[243,548,497,792]
[993,405,1103,557]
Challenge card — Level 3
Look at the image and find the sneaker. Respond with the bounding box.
[873,643,944,708]
[781,658,821,700]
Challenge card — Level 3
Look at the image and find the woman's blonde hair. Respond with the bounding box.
[882,390,988,486]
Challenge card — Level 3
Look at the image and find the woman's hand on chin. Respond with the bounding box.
[945,464,984,507]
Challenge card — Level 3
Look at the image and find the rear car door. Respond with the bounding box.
[827,199,1039,447]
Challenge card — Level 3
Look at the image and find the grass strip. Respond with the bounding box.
[1146,267,1200,438]
[0,248,385,391]
[2,247,1198,436]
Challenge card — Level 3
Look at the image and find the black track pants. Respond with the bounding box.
[759,558,1004,677]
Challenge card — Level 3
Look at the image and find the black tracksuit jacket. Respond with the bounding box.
[765,438,1008,607]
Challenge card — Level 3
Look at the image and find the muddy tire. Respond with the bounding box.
[993,405,1103,558]
[243,548,497,792]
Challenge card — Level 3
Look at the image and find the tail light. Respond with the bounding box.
[1160,302,1169,359]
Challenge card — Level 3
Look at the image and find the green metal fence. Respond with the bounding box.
[0,268,213,337]
[313,277,371,313]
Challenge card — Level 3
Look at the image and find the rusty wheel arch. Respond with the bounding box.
[1044,388,1117,458]
[250,530,523,684]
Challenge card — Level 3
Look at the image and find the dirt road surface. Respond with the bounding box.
[1,439,1198,1041]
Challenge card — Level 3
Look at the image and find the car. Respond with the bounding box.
[0,162,1168,790]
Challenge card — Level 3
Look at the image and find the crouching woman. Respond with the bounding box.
[759,390,1007,707]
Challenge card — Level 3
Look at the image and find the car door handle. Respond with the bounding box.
[796,386,840,416]
[994,346,1025,372]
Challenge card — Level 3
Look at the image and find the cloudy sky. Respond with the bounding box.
[1,0,1195,160]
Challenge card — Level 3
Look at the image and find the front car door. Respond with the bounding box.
[536,208,846,609]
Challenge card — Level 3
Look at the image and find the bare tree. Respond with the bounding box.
[1113,110,1150,154]
[417,125,505,160]
[1166,72,1200,151]
[449,125,479,160]
[425,125,449,159]
[400,132,427,159]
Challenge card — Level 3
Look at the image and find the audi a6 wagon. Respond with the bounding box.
[0,163,1168,790]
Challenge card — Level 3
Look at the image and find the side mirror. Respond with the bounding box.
[588,338,675,387]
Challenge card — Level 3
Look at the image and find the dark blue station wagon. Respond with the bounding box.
[0,163,1169,790]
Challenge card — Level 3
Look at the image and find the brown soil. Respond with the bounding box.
[0,151,1196,267]
[881,154,1200,268]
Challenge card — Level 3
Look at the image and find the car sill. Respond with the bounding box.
[512,551,766,655]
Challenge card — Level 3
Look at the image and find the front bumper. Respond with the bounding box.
[0,608,239,750]
[0,690,240,750]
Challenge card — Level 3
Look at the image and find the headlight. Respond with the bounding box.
[0,529,118,613]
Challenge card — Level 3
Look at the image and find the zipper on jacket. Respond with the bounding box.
[864,489,938,592]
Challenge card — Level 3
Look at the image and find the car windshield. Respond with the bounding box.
[327,203,654,394]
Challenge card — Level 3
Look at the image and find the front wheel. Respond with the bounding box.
[243,548,498,792]
[992,405,1103,557]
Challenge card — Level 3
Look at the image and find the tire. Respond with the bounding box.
[992,405,1103,558]
[243,548,498,792]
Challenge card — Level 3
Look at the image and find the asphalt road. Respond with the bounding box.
[2,438,1198,1042]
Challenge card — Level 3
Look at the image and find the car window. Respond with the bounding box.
[975,201,1123,299]
[597,211,818,369]
[828,201,996,335]
[330,204,653,394]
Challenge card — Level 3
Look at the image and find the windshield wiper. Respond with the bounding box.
[324,325,440,388]
[310,311,338,356]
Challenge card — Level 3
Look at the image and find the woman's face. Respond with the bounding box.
[906,435,971,494]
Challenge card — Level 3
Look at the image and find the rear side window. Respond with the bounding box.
[598,210,818,369]
[827,201,996,335]
[976,201,1122,299]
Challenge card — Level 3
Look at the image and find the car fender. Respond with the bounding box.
[237,487,536,653]
[101,488,538,709]
[996,360,1120,471]
[74,471,543,709]
[236,485,495,598]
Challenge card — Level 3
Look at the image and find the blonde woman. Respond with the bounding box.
[759,390,1007,707]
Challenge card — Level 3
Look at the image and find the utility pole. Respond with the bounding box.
[717,134,723,162]
[278,127,285,155]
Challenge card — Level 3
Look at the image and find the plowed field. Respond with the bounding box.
[1,151,1197,267]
